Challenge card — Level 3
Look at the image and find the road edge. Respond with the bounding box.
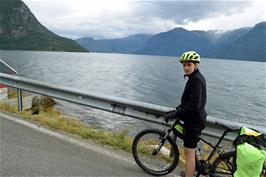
[0,111,135,165]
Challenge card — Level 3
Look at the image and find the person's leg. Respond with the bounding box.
[184,147,196,177]
[183,125,203,177]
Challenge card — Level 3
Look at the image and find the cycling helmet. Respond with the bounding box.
[179,51,200,63]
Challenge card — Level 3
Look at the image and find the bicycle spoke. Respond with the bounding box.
[210,151,235,177]
[132,129,179,175]
[137,142,173,171]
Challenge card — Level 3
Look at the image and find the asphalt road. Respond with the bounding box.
[0,113,179,177]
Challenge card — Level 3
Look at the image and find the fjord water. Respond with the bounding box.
[1,50,265,132]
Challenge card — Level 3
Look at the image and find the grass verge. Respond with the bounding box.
[2,101,226,167]
[0,101,132,152]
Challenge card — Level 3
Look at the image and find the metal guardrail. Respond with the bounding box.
[0,73,172,125]
[0,73,265,140]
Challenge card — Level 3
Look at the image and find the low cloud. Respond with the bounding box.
[23,0,265,39]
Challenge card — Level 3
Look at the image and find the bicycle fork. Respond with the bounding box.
[152,129,171,155]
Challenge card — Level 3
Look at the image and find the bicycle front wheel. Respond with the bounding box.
[210,151,235,177]
[132,129,179,176]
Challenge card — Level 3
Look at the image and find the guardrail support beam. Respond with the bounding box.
[0,73,264,138]
[17,89,23,111]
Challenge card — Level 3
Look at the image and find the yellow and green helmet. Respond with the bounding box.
[179,51,200,63]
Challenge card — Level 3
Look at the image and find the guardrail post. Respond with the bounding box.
[17,89,23,111]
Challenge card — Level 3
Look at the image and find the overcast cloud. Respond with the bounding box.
[23,0,266,39]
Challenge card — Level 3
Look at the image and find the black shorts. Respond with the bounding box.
[183,125,205,149]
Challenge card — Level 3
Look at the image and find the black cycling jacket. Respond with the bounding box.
[176,69,207,125]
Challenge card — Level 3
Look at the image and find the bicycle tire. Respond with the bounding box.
[209,151,235,177]
[132,129,179,176]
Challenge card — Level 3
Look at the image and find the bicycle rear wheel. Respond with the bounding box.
[210,151,235,177]
[132,129,179,176]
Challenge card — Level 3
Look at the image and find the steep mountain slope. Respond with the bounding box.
[214,22,266,61]
[0,0,87,52]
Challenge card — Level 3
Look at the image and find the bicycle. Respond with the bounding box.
[132,119,239,176]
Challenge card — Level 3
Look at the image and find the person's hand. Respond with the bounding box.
[164,110,177,122]
[176,106,182,111]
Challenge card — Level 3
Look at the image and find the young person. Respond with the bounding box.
[165,51,207,177]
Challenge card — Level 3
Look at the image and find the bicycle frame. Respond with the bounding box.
[199,128,231,162]
[196,128,236,176]
[164,120,238,176]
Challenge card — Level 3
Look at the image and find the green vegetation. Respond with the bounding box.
[0,32,88,52]
[0,0,88,52]
[8,89,18,99]
[0,101,132,152]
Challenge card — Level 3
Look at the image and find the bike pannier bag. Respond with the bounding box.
[233,127,266,177]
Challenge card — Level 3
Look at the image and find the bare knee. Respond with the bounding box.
[185,148,196,159]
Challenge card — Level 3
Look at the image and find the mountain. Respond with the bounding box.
[134,28,214,57]
[214,22,266,62]
[211,28,251,49]
[76,34,151,53]
[0,0,87,52]
[134,24,265,61]
[76,21,265,62]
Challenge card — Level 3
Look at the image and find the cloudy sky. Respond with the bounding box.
[23,0,266,39]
